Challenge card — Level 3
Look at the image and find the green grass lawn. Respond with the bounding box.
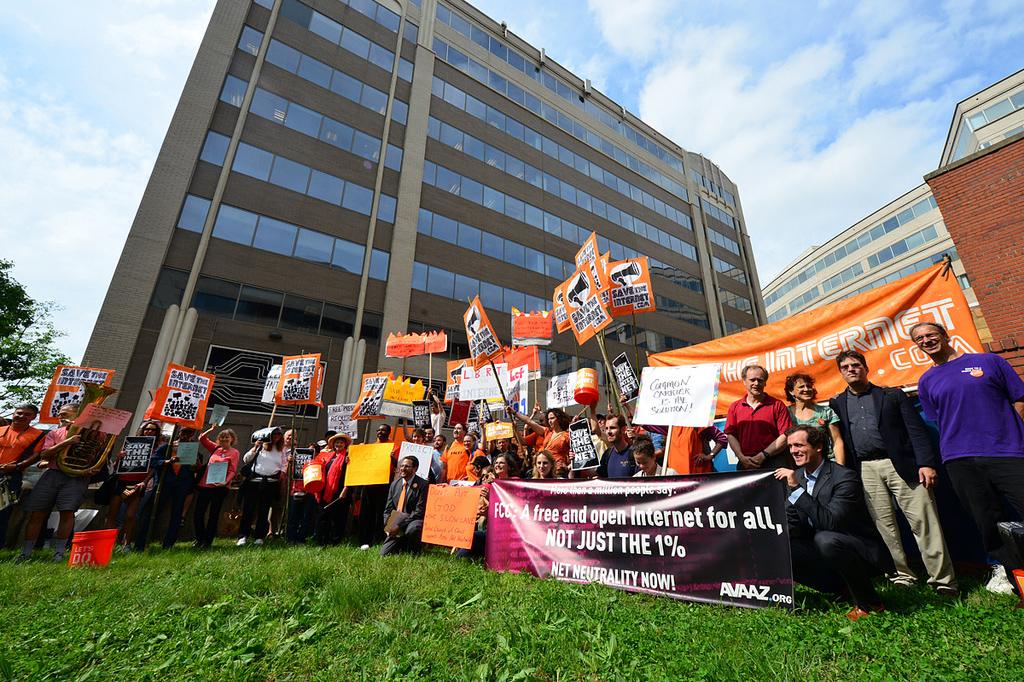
[0,542,1020,681]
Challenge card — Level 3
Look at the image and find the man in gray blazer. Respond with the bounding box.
[776,425,893,620]
[380,455,429,556]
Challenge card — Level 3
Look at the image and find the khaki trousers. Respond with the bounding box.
[860,459,957,588]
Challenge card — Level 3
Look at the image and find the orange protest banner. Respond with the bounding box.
[421,484,482,550]
[503,345,540,375]
[464,296,503,369]
[275,353,322,405]
[385,330,449,358]
[575,232,604,290]
[343,443,394,486]
[650,264,982,415]
[561,267,612,345]
[151,364,216,428]
[511,308,553,346]
[552,285,571,334]
[607,257,656,316]
[39,365,116,424]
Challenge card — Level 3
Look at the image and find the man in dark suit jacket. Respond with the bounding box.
[830,350,957,595]
[776,425,893,620]
[380,455,429,556]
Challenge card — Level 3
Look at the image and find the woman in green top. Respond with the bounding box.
[784,373,846,465]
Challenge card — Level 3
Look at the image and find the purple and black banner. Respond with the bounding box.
[486,471,794,609]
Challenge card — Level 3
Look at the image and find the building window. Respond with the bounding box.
[193,277,240,318]
[235,285,283,326]
[280,295,323,333]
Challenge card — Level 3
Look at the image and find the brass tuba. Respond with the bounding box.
[55,381,119,477]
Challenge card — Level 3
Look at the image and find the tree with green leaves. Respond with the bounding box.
[0,260,71,415]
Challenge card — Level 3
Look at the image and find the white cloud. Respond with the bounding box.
[588,0,1024,284]
[0,2,213,362]
[586,0,674,59]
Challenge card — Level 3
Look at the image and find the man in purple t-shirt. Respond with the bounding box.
[912,321,1024,596]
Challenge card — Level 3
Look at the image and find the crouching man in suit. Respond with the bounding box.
[775,425,893,620]
[380,455,428,556]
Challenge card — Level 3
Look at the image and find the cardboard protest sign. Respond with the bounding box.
[445,360,468,403]
[611,353,641,402]
[485,422,515,441]
[552,285,571,334]
[386,331,448,358]
[505,364,529,415]
[447,400,471,429]
[575,232,605,293]
[422,484,482,550]
[412,401,432,429]
[546,372,575,409]
[258,364,282,401]
[117,436,155,475]
[327,403,359,439]
[73,404,132,436]
[344,443,394,486]
[275,354,322,405]
[562,267,612,345]
[568,418,599,470]
[633,364,721,427]
[511,308,553,346]
[399,441,435,481]
[175,442,200,466]
[463,296,503,369]
[607,257,656,316]
[290,447,315,479]
[261,365,282,403]
[152,364,216,428]
[504,346,540,381]
[459,363,510,402]
[39,365,116,424]
[205,460,229,486]
[381,377,426,419]
[352,372,393,420]
[209,404,229,427]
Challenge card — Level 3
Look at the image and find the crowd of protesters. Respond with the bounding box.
[1,321,1022,618]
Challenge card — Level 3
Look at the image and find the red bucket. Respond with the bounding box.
[68,529,118,567]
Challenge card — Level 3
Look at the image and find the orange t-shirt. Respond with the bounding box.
[442,442,469,480]
[541,429,570,468]
[0,425,44,466]
[465,448,487,482]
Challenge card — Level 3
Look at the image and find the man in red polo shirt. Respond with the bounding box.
[725,365,793,470]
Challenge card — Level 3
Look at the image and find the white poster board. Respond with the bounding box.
[545,372,575,409]
[459,363,510,402]
[327,403,358,439]
[399,441,436,481]
[633,364,722,427]
[260,365,282,404]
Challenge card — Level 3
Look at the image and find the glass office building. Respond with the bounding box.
[85,0,762,430]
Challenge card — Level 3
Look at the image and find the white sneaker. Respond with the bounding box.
[359,544,370,551]
[253,539,264,546]
[985,565,1015,595]
[235,537,247,547]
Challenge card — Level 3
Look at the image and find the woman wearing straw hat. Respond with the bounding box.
[313,432,353,546]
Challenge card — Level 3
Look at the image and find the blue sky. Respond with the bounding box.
[1,0,1021,363]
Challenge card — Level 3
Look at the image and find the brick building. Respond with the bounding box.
[925,131,1024,378]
